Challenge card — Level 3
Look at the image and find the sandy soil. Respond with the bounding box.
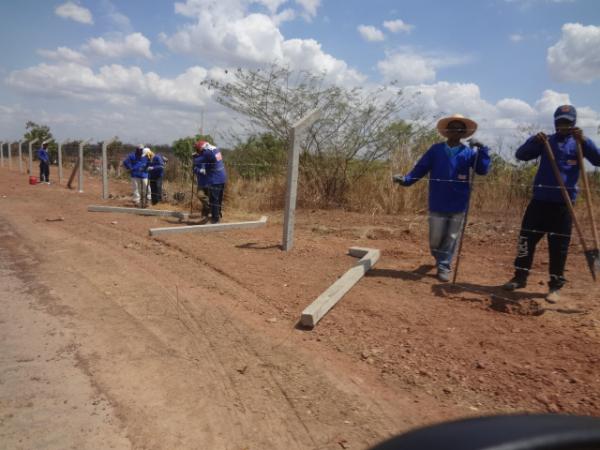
[1,166,599,449]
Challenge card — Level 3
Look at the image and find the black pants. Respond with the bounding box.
[513,199,572,289]
[149,178,163,205]
[39,162,49,182]
[208,184,225,223]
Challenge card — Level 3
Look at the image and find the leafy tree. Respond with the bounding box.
[23,121,58,162]
[171,133,215,186]
[228,133,286,179]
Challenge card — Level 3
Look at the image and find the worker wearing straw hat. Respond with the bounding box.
[393,114,491,282]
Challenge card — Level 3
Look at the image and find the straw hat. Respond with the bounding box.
[436,114,478,138]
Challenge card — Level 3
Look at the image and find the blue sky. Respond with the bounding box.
[1,0,599,146]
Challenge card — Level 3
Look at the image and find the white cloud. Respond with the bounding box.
[496,98,536,118]
[6,62,210,109]
[84,33,153,59]
[37,46,87,64]
[509,33,524,42]
[397,84,600,150]
[295,0,320,19]
[164,0,364,86]
[383,19,414,33]
[378,53,436,85]
[534,89,571,116]
[357,25,385,42]
[272,8,296,25]
[55,2,94,25]
[547,23,600,83]
[102,1,132,31]
[282,39,366,85]
[377,50,471,85]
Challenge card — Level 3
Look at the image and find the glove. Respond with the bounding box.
[199,168,206,175]
[392,174,407,186]
[571,127,584,142]
[468,138,485,149]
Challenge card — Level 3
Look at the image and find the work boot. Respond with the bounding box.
[545,289,561,304]
[437,268,450,283]
[502,277,527,291]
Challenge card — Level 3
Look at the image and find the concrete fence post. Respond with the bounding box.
[282,108,321,251]
[28,139,39,176]
[102,137,117,200]
[78,140,88,193]
[8,142,13,169]
[58,141,65,184]
[18,141,24,173]
[0,141,4,167]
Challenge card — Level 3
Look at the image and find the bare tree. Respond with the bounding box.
[204,65,427,204]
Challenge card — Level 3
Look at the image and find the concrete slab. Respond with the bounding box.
[300,247,380,328]
[88,205,187,220]
[149,216,268,236]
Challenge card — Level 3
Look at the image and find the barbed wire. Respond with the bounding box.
[387,243,569,279]
[406,212,596,243]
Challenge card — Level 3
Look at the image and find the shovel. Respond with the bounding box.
[575,139,600,279]
[541,135,598,281]
[452,143,480,284]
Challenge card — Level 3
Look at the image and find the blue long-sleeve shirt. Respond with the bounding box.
[123,152,150,179]
[193,153,209,188]
[148,154,165,180]
[402,142,491,213]
[37,148,49,164]
[194,147,227,185]
[516,133,600,203]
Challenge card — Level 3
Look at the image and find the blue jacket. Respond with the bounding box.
[402,142,491,213]
[37,148,50,164]
[194,147,227,185]
[123,152,150,179]
[516,133,600,203]
[148,154,165,180]
[193,153,209,188]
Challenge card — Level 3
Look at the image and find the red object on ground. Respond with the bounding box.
[29,176,37,185]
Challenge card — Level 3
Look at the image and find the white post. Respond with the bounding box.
[78,140,87,193]
[41,139,51,183]
[102,137,117,200]
[58,141,65,184]
[8,142,13,169]
[28,138,39,175]
[282,108,321,251]
[0,141,4,167]
[18,141,24,173]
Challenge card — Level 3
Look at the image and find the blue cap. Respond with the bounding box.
[554,105,576,123]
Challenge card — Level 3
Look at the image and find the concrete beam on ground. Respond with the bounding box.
[88,205,188,219]
[300,246,380,328]
[149,216,268,237]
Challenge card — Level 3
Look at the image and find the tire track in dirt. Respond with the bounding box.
[0,192,405,449]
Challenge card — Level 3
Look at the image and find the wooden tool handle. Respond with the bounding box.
[575,140,600,249]
[541,136,589,251]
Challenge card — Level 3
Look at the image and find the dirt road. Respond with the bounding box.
[1,167,599,449]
